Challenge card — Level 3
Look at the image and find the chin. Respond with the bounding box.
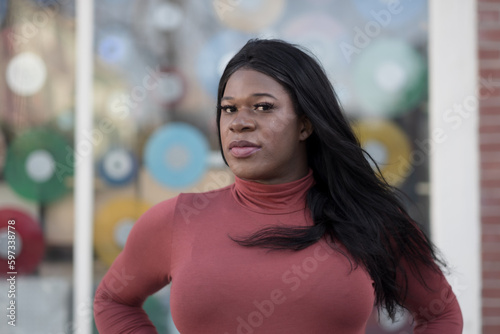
[229,163,275,182]
[229,162,258,178]
[229,166,255,180]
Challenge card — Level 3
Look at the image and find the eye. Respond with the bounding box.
[219,105,236,113]
[254,102,274,111]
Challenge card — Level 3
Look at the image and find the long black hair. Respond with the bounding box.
[216,39,444,320]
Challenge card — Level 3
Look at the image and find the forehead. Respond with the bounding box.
[223,69,287,97]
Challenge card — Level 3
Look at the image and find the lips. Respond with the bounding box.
[229,140,261,158]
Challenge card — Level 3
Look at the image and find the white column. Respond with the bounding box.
[429,1,480,333]
[73,1,94,334]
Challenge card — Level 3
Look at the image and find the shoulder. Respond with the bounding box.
[125,196,180,238]
[173,184,234,224]
[141,195,180,221]
[176,184,234,206]
[132,184,234,228]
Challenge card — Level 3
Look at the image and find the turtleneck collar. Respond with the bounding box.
[231,168,315,214]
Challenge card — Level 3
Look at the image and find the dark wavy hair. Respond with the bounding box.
[216,39,444,320]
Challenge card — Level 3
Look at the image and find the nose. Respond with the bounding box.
[229,108,256,133]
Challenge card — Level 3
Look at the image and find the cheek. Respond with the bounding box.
[261,116,288,140]
[261,124,297,154]
[219,120,230,141]
[268,116,299,141]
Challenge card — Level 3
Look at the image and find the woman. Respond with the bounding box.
[94,39,463,333]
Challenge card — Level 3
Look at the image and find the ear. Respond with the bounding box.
[298,115,313,141]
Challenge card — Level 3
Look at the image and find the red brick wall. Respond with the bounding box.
[479,1,500,333]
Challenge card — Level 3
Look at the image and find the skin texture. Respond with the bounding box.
[219,69,313,185]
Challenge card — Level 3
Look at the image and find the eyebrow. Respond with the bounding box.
[221,93,277,101]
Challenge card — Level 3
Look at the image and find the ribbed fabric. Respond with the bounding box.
[231,168,315,214]
[94,169,463,333]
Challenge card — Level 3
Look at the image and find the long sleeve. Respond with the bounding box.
[93,196,178,334]
[401,258,463,333]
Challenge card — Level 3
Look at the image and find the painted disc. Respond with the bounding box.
[4,128,73,203]
[94,198,151,267]
[0,207,45,275]
[351,119,412,187]
[6,52,47,96]
[144,122,209,189]
[353,39,427,117]
[96,26,133,65]
[98,147,138,187]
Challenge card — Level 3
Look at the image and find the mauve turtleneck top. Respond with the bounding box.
[94,169,462,333]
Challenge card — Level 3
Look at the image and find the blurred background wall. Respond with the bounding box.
[0,0,495,333]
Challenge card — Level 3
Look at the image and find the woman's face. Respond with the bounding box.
[219,69,313,184]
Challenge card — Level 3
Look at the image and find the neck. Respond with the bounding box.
[240,167,311,185]
[231,168,315,214]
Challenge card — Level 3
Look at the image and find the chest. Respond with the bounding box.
[169,212,375,333]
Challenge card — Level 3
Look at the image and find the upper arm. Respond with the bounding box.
[95,195,178,308]
[400,259,463,333]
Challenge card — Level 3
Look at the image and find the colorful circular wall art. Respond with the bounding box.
[6,52,48,96]
[351,119,412,187]
[94,198,150,266]
[0,207,45,275]
[4,128,73,203]
[96,26,134,66]
[144,122,209,189]
[353,39,426,117]
[98,147,138,187]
